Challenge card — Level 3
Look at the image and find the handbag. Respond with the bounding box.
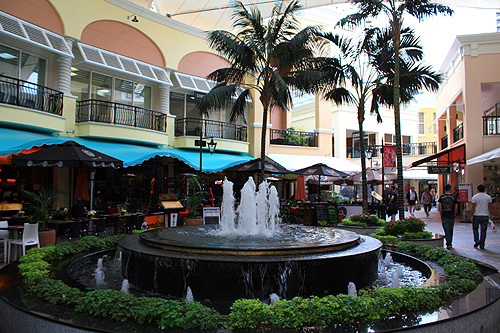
[416,203,421,211]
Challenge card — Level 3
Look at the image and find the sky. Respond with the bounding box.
[302,3,498,70]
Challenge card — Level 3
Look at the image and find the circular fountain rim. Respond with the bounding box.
[138,225,361,256]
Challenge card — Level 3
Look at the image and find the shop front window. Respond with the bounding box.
[0,44,46,85]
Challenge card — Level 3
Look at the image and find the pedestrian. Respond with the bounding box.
[471,184,493,249]
[387,185,398,221]
[430,189,437,207]
[406,186,418,217]
[421,187,433,217]
[438,184,459,249]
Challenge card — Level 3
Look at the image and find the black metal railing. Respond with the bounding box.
[350,142,437,158]
[175,118,247,142]
[270,128,318,147]
[76,100,166,132]
[0,74,63,115]
[483,116,500,135]
[441,134,448,149]
[453,123,463,142]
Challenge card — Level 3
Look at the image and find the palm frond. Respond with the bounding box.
[230,88,251,123]
[197,83,238,115]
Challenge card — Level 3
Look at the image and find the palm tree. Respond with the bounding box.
[198,0,321,183]
[307,25,441,214]
[339,0,453,220]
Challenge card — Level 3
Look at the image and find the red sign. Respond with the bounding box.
[384,145,396,173]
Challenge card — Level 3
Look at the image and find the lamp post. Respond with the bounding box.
[365,146,373,168]
[195,124,217,183]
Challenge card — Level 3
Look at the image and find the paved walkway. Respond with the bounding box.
[405,206,500,271]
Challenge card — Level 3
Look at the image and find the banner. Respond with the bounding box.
[458,183,473,203]
[384,145,397,173]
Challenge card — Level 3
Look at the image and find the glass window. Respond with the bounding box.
[134,83,151,109]
[418,112,425,135]
[433,112,437,135]
[70,68,90,100]
[170,92,184,118]
[115,78,133,105]
[20,52,45,86]
[91,72,112,102]
[0,45,19,78]
[185,94,200,119]
[384,133,393,143]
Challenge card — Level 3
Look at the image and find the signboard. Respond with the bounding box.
[203,207,220,225]
[144,213,165,229]
[384,145,396,173]
[315,205,328,224]
[458,183,473,203]
[170,213,178,227]
[427,165,453,174]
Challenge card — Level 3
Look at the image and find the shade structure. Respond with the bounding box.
[346,168,398,185]
[11,141,123,168]
[12,141,123,211]
[293,163,349,179]
[224,158,290,174]
[294,163,349,198]
[467,147,500,165]
[295,175,307,201]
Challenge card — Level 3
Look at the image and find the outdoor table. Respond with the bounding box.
[0,225,24,240]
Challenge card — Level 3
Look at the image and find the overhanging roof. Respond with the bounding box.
[0,11,73,58]
[406,143,465,169]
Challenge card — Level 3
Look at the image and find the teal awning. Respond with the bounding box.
[0,127,254,172]
[0,128,71,156]
[74,138,254,172]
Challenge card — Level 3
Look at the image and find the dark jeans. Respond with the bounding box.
[441,217,455,247]
[473,215,489,248]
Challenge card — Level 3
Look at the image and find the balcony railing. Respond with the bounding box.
[441,134,448,149]
[76,100,166,132]
[349,142,437,158]
[175,118,247,142]
[270,129,318,147]
[483,116,500,135]
[0,74,63,115]
[453,123,463,142]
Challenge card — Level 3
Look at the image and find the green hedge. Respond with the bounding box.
[16,235,483,330]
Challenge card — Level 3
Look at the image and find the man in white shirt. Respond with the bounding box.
[471,184,493,250]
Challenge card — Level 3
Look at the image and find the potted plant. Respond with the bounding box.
[182,175,206,226]
[21,187,62,247]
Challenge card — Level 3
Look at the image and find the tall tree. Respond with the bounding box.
[301,25,441,214]
[198,0,320,183]
[339,0,453,220]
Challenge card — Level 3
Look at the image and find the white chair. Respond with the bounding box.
[8,223,40,263]
[0,221,9,263]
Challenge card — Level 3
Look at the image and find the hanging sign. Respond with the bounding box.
[458,183,473,203]
[384,145,397,173]
[427,165,452,174]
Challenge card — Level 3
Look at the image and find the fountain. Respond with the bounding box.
[118,177,382,310]
[94,258,105,286]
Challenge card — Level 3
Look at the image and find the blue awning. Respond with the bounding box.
[75,138,254,172]
[0,128,254,172]
[0,128,71,156]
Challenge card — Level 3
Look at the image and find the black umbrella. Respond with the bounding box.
[225,158,290,174]
[293,163,349,199]
[12,141,123,210]
[12,141,123,168]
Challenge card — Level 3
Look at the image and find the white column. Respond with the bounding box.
[159,84,170,114]
[57,37,74,94]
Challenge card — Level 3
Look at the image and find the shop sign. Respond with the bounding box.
[458,183,473,203]
[427,165,452,174]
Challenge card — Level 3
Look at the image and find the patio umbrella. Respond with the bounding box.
[12,141,123,210]
[295,175,307,201]
[293,163,349,199]
[224,158,290,174]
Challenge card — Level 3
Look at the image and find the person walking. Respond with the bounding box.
[387,185,398,221]
[438,184,459,249]
[471,184,493,250]
[406,186,418,217]
[421,187,433,217]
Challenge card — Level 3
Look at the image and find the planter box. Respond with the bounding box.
[39,229,56,247]
[183,218,203,226]
[404,233,444,248]
[335,224,380,235]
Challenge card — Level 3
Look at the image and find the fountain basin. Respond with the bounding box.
[118,225,382,308]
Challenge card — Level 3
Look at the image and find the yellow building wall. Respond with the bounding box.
[417,107,437,144]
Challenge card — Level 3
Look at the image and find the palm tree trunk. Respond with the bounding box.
[358,105,368,214]
[392,16,405,221]
[259,101,269,185]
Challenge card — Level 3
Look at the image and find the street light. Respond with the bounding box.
[365,146,373,168]
[195,127,217,182]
